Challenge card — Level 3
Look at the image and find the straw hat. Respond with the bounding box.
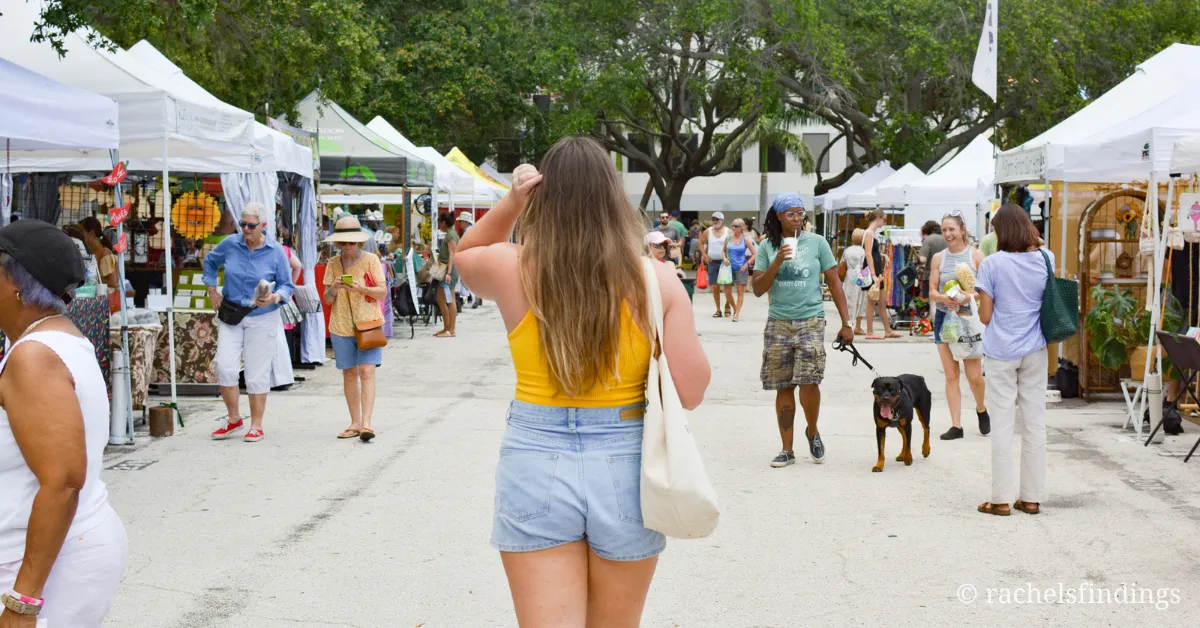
[324,215,370,243]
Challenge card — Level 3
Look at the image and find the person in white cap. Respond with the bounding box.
[699,211,730,317]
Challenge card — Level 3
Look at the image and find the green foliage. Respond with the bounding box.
[30,0,385,122]
[753,0,1200,192]
[1085,286,1185,372]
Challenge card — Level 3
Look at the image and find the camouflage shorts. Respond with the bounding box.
[760,317,827,390]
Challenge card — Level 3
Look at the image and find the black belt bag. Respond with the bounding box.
[217,298,255,326]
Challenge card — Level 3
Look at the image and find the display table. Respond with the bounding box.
[153,311,218,385]
[110,324,163,409]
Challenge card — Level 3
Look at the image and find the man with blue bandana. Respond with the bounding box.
[752,193,854,468]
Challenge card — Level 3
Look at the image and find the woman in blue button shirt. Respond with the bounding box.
[202,203,296,443]
[974,204,1052,517]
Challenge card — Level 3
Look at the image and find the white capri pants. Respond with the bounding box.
[984,348,1049,505]
[216,309,281,394]
[0,504,128,627]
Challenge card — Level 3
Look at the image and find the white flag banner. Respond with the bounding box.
[972,0,998,101]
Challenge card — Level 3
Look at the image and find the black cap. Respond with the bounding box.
[0,219,87,303]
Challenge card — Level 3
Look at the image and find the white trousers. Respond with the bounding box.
[0,505,127,627]
[216,309,280,394]
[984,348,1049,504]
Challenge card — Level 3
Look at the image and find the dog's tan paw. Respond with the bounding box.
[922,444,931,458]
[872,465,883,473]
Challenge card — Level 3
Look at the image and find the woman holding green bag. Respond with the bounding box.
[974,204,1055,517]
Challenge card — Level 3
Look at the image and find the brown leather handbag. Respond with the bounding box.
[354,318,387,350]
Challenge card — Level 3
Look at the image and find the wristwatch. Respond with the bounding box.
[2,590,43,616]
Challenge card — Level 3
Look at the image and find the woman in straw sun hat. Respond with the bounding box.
[323,215,388,442]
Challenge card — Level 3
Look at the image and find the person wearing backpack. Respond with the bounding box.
[973,204,1054,517]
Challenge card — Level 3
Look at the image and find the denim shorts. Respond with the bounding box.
[706,261,722,287]
[330,333,382,370]
[933,310,947,345]
[490,400,667,561]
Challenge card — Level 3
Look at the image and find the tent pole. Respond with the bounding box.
[1059,182,1068,275]
[1042,177,1052,243]
[108,149,135,445]
[162,135,179,419]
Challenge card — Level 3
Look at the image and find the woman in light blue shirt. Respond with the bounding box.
[974,204,1053,517]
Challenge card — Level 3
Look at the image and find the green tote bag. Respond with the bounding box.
[1040,250,1079,343]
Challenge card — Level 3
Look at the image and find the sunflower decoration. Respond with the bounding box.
[1116,203,1140,239]
[171,191,222,240]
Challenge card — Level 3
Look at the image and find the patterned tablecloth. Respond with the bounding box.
[153,311,219,385]
[110,325,163,409]
[0,296,111,385]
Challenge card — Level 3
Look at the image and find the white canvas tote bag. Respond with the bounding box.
[639,259,720,539]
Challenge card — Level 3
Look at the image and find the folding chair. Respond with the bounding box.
[1145,331,1200,461]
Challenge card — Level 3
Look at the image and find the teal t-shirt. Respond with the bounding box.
[753,232,836,321]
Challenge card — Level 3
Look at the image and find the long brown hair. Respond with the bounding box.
[518,136,650,396]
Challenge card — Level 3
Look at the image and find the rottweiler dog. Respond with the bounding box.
[871,375,932,472]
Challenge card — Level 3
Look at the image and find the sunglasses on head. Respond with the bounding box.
[943,211,964,219]
[239,220,261,230]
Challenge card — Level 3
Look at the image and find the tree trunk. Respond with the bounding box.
[759,172,769,227]
[662,177,689,216]
[638,177,656,211]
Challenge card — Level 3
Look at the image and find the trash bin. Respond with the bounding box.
[681,277,695,302]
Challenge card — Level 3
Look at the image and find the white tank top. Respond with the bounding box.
[707,227,729,261]
[0,331,112,563]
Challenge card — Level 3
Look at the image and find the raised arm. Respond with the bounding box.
[456,166,542,322]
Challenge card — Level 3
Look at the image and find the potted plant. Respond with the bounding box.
[1085,286,1185,381]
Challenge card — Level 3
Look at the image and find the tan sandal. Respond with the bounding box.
[1013,500,1040,514]
[337,428,361,439]
[977,502,1011,516]
[434,330,455,338]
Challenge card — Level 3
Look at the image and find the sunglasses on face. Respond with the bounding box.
[239,220,261,230]
[650,242,669,249]
[781,211,804,221]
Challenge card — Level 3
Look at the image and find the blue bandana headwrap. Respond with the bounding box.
[771,193,805,214]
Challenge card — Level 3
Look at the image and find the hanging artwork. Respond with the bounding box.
[170,191,221,239]
[1179,193,1200,235]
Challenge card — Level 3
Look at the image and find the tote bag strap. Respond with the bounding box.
[642,259,667,358]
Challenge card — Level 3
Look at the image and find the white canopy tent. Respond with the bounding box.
[0,1,255,172]
[1172,137,1200,172]
[903,135,995,235]
[0,57,141,445]
[480,162,512,186]
[127,41,312,178]
[1059,84,1200,183]
[824,162,895,212]
[814,172,861,214]
[848,163,925,209]
[0,1,260,416]
[0,58,118,152]
[997,43,1200,184]
[365,117,501,206]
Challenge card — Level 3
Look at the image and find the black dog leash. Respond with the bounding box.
[832,336,877,374]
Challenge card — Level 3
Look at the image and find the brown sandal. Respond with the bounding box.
[359,428,375,442]
[1013,500,1040,514]
[337,428,361,439]
[977,502,1011,516]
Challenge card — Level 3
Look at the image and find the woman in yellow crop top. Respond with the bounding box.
[456,136,711,627]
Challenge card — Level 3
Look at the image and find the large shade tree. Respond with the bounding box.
[544,0,787,215]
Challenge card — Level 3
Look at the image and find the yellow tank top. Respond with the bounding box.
[508,306,651,408]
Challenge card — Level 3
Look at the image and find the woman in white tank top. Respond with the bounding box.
[0,221,126,627]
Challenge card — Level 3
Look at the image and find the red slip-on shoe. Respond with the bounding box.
[211,419,245,440]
